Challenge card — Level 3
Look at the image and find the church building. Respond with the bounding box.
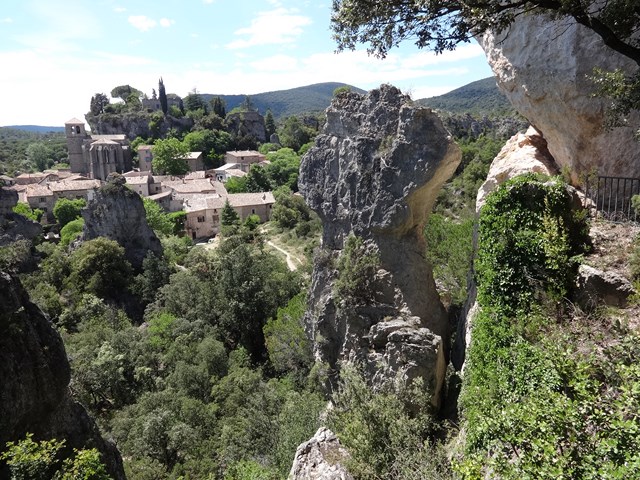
[65,118,132,180]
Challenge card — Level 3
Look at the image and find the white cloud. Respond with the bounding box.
[1,17,13,23]
[128,15,157,32]
[203,0,215,3]
[250,54,299,72]
[226,8,312,49]
[159,18,174,28]
[113,6,126,13]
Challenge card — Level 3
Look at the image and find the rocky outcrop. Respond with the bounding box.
[81,173,162,270]
[476,126,558,210]
[289,427,353,480]
[575,264,636,310]
[453,127,559,370]
[86,112,193,141]
[480,15,640,180]
[225,110,267,144]
[0,271,125,479]
[0,186,42,247]
[299,85,460,405]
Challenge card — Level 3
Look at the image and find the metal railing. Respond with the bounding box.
[588,176,640,223]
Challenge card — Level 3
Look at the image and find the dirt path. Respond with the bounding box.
[266,240,302,271]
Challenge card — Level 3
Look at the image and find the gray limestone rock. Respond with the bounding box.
[480,15,640,180]
[288,427,353,480]
[0,187,42,247]
[576,264,636,310]
[299,85,460,405]
[81,173,162,270]
[0,271,125,479]
[225,110,267,144]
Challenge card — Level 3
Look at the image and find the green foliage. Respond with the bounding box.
[265,147,300,190]
[1,434,63,480]
[457,174,640,478]
[60,218,84,246]
[26,142,56,171]
[333,85,351,96]
[158,78,168,115]
[264,110,276,139]
[420,77,516,116]
[90,93,109,116]
[111,84,142,102]
[331,0,640,65]
[220,199,240,234]
[53,198,86,228]
[151,138,190,176]
[142,197,173,237]
[277,116,315,152]
[0,128,67,176]
[475,174,590,316]
[264,292,312,379]
[13,201,43,222]
[335,235,380,303]
[271,186,319,237]
[67,237,133,300]
[328,366,450,480]
[225,176,248,193]
[425,213,474,306]
[0,239,33,272]
[592,67,640,138]
[1,434,109,480]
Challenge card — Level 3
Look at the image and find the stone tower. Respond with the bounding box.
[65,118,89,175]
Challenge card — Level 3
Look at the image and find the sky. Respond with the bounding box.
[0,0,494,127]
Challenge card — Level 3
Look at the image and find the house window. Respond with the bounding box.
[212,215,219,223]
[251,208,255,214]
[39,197,46,203]
[197,216,205,223]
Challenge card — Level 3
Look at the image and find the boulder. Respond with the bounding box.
[575,264,636,310]
[225,110,267,144]
[480,15,640,180]
[299,85,460,405]
[81,173,162,270]
[0,271,125,479]
[288,427,353,480]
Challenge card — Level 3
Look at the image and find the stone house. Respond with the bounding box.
[18,179,100,222]
[224,150,266,172]
[183,191,275,240]
[138,145,153,172]
[65,118,132,180]
[213,163,247,183]
[124,173,154,197]
[185,152,204,172]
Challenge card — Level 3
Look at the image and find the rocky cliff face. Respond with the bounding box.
[299,85,460,405]
[81,173,162,270]
[0,187,42,247]
[480,16,640,179]
[225,110,267,144]
[86,112,194,141]
[0,271,125,479]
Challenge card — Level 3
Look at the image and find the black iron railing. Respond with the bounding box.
[588,176,640,223]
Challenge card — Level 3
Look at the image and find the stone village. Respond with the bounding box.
[4,118,276,240]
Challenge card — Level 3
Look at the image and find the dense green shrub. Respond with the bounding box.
[334,235,380,303]
[458,174,640,478]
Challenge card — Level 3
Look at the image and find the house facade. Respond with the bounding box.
[224,150,266,172]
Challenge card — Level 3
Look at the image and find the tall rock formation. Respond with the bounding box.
[299,85,460,405]
[0,186,42,247]
[0,271,125,479]
[480,15,640,179]
[81,173,162,270]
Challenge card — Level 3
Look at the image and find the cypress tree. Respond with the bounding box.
[158,77,168,115]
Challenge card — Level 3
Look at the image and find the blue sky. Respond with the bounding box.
[0,0,493,126]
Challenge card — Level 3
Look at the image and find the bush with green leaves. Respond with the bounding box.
[59,218,83,246]
[328,366,451,480]
[425,213,475,306]
[1,434,109,480]
[334,235,380,303]
[53,198,86,228]
[457,174,640,478]
[12,202,43,222]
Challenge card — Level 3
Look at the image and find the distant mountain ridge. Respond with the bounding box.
[4,125,65,133]
[202,82,366,119]
[418,77,515,116]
